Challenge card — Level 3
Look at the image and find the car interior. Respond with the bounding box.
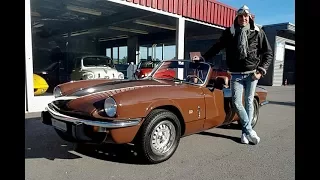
[207,75,229,92]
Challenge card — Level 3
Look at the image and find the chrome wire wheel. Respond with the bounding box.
[251,106,258,126]
[150,120,176,156]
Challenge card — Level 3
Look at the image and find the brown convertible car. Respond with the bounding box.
[41,59,268,164]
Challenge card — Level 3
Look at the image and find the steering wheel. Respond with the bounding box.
[186,75,204,84]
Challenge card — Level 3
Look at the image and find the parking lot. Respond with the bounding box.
[25,85,295,180]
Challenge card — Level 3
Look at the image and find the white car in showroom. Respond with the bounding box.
[70,55,124,81]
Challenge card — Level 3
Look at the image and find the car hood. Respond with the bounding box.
[66,79,176,97]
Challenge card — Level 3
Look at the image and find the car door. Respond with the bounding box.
[202,86,227,130]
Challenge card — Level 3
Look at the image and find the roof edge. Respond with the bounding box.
[262,22,295,27]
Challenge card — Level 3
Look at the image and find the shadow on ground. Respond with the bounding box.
[25,116,256,163]
[74,143,147,165]
[268,101,295,107]
[196,131,241,144]
[217,122,241,130]
[25,117,147,164]
[25,117,81,160]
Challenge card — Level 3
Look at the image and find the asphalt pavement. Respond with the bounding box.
[25,85,295,180]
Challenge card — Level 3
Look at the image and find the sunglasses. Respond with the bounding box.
[237,9,250,16]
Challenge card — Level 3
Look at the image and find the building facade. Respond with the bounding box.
[259,22,295,86]
[25,0,238,112]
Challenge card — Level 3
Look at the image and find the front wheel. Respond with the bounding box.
[136,109,181,164]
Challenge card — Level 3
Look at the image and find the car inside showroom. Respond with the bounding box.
[25,0,238,112]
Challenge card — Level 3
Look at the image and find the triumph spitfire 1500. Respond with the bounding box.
[41,59,268,164]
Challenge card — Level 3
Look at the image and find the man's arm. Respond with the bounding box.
[257,29,273,76]
[202,28,229,60]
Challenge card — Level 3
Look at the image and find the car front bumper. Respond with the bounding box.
[41,103,142,143]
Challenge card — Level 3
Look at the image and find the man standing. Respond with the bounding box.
[199,5,273,144]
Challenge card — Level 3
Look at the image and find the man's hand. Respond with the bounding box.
[252,71,262,80]
[192,55,200,61]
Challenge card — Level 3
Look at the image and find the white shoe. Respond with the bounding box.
[241,133,249,144]
[247,130,260,145]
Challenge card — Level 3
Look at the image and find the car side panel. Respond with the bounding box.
[202,88,227,129]
[184,119,206,136]
[113,85,206,122]
[109,122,143,144]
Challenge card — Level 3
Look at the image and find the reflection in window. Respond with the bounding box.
[113,47,118,64]
[119,46,127,64]
[106,48,111,57]
[164,45,176,60]
[82,56,114,67]
[140,46,148,61]
[155,46,162,60]
[148,47,153,60]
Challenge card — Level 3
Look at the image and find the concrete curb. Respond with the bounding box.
[25,112,41,119]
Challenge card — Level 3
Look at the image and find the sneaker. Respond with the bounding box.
[241,133,249,144]
[247,130,260,145]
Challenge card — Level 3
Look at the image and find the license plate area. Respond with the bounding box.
[52,119,67,132]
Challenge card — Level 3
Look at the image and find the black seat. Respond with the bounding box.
[207,76,229,91]
[206,79,215,91]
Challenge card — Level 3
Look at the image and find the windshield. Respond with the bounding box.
[138,61,161,69]
[150,60,211,85]
[83,56,114,68]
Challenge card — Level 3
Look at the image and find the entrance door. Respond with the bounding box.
[283,46,295,85]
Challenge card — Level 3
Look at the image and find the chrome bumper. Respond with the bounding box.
[44,104,141,128]
[260,100,269,106]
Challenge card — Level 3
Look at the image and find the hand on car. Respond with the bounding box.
[252,71,262,80]
[192,55,200,60]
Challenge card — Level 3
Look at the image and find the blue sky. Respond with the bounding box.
[218,0,295,25]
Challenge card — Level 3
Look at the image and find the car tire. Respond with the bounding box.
[54,129,77,142]
[237,98,260,128]
[136,109,181,164]
[251,98,260,128]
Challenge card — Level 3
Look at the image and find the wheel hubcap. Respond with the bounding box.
[150,120,176,155]
[251,104,258,126]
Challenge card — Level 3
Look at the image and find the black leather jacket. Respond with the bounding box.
[202,20,273,75]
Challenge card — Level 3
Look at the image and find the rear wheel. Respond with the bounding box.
[136,109,181,164]
[251,98,260,128]
[237,98,260,128]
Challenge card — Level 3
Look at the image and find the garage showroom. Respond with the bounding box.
[25,0,295,112]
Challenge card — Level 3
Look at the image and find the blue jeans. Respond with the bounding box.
[230,73,258,135]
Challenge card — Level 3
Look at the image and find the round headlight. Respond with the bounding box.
[82,72,94,79]
[118,73,124,79]
[104,97,117,117]
[53,86,62,98]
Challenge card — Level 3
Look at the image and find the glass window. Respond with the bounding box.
[30,1,131,96]
[155,46,162,60]
[119,46,127,64]
[106,48,111,57]
[148,47,153,60]
[113,47,118,64]
[140,46,148,61]
[163,45,176,60]
[82,56,114,68]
